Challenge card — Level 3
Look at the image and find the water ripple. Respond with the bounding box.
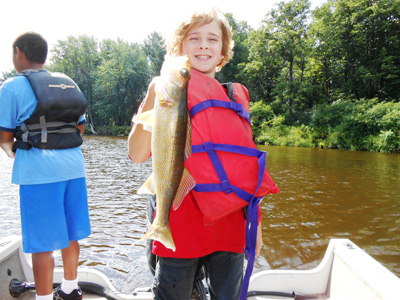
[1,138,399,293]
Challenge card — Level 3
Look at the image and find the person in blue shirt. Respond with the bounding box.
[0,32,91,300]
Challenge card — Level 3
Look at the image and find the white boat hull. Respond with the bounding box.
[248,239,400,299]
[1,236,399,299]
[0,235,152,300]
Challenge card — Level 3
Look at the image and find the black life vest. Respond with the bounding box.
[13,70,87,151]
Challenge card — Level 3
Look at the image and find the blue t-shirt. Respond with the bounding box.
[0,73,86,185]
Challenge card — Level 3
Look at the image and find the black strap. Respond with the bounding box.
[222,82,235,102]
[12,140,32,152]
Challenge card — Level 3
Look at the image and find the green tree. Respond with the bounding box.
[241,26,281,104]
[49,36,100,130]
[216,13,251,85]
[243,0,311,120]
[350,0,400,99]
[95,39,150,126]
[307,0,336,102]
[310,0,400,101]
[142,31,166,77]
[268,0,311,118]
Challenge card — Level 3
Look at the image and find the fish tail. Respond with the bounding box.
[138,223,176,252]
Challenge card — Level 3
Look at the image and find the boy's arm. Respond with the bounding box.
[0,131,15,159]
[128,80,156,163]
[256,221,263,257]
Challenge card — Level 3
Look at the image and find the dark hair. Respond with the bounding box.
[13,32,48,64]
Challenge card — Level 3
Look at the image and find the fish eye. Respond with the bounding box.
[181,68,189,78]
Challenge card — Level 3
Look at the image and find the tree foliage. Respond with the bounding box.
[48,35,150,130]
[216,13,251,84]
[1,0,399,151]
[142,31,166,77]
[95,39,149,126]
[243,0,399,152]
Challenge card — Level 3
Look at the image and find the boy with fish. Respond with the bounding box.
[128,8,279,300]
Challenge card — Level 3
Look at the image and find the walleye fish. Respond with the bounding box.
[133,56,195,251]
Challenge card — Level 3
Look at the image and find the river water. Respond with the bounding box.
[1,136,399,293]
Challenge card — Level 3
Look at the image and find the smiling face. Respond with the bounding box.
[181,20,224,78]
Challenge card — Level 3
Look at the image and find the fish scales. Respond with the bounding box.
[134,56,195,251]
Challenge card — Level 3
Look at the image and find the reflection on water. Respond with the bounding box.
[1,136,399,293]
[257,145,400,277]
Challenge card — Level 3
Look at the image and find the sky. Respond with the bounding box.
[0,0,326,74]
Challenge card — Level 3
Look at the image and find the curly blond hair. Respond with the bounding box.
[166,8,234,71]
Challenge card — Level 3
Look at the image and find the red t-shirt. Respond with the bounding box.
[152,191,251,258]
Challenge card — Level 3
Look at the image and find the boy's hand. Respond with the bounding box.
[255,222,263,257]
[4,146,15,159]
[0,131,15,159]
[128,79,156,163]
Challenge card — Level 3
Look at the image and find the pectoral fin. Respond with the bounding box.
[172,168,196,210]
[132,109,155,132]
[138,173,156,195]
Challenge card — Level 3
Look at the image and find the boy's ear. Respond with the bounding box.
[16,47,25,59]
[219,55,225,66]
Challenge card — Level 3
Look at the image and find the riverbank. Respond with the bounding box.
[250,98,400,153]
[87,97,400,154]
[86,123,400,153]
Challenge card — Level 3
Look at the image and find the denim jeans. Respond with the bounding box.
[153,251,244,300]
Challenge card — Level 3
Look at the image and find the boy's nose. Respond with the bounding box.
[199,40,209,49]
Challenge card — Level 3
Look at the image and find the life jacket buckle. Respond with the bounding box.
[221,179,232,194]
[203,141,214,153]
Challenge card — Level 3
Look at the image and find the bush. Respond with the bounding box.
[252,98,400,153]
[366,130,400,153]
[250,101,275,137]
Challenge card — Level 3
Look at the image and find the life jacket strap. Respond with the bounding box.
[192,142,264,159]
[21,123,29,143]
[40,116,47,143]
[192,141,266,300]
[13,119,80,152]
[189,99,251,125]
[241,196,261,300]
[191,142,266,199]
[221,82,235,102]
[194,183,263,205]
[20,127,79,136]
[20,120,79,131]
